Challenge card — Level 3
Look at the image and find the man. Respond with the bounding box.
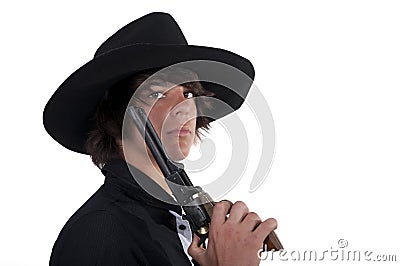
[44,12,277,266]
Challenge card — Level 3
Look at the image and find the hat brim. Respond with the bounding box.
[43,44,255,154]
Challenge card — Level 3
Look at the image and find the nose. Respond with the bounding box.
[171,97,192,119]
[167,86,196,123]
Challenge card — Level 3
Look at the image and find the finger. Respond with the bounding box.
[227,201,249,223]
[210,200,233,226]
[253,218,278,242]
[188,234,206,264]
[241,212,262,231]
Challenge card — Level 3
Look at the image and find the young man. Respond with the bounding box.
[44,12,278,266]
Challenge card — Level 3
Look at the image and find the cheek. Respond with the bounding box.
[191,104,197,128]
[148,109,166,136]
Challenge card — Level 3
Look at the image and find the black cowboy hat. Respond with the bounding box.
[43,12,255,154]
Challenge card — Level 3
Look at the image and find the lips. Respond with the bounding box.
[167,126,191,136]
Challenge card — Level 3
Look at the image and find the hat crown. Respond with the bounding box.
[94,12,188,57]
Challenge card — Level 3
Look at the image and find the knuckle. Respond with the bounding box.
[212,202,225,213]
[257,218,277,233]
[215,200,232,210]
[233,201,249,213]
[246,212,261,221]
[234,200,246,208]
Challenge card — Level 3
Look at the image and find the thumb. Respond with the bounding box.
[188,234,207,264]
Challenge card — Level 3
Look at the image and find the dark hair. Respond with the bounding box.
[85,67,215,168]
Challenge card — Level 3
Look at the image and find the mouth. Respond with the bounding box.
[167,126,191,136]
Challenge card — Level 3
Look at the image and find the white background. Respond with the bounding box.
[1,0,399,265]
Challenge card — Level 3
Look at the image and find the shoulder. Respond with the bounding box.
[50,210,147,265]
[50,186,180,265]
[60,210,131,241]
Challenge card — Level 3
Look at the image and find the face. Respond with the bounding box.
[134,82,197,161]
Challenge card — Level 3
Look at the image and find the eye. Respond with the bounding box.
[149,91,166,99]
[184,91,196,99]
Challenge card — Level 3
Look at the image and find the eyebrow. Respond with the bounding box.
[137,87,156,94]
[137,80,188,96]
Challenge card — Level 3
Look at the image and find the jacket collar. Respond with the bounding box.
[101,158,182,215]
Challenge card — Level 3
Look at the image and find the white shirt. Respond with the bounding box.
[169,210,194,265]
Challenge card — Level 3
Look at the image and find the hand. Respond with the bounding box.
[188,200,277,266]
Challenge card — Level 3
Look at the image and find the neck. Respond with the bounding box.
[122,143,173,196]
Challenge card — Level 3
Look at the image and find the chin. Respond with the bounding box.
[167,151,188,162]
[163,137,193,161]
[166,146,190,162]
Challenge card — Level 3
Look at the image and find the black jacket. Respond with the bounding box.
[50,159,193,266]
